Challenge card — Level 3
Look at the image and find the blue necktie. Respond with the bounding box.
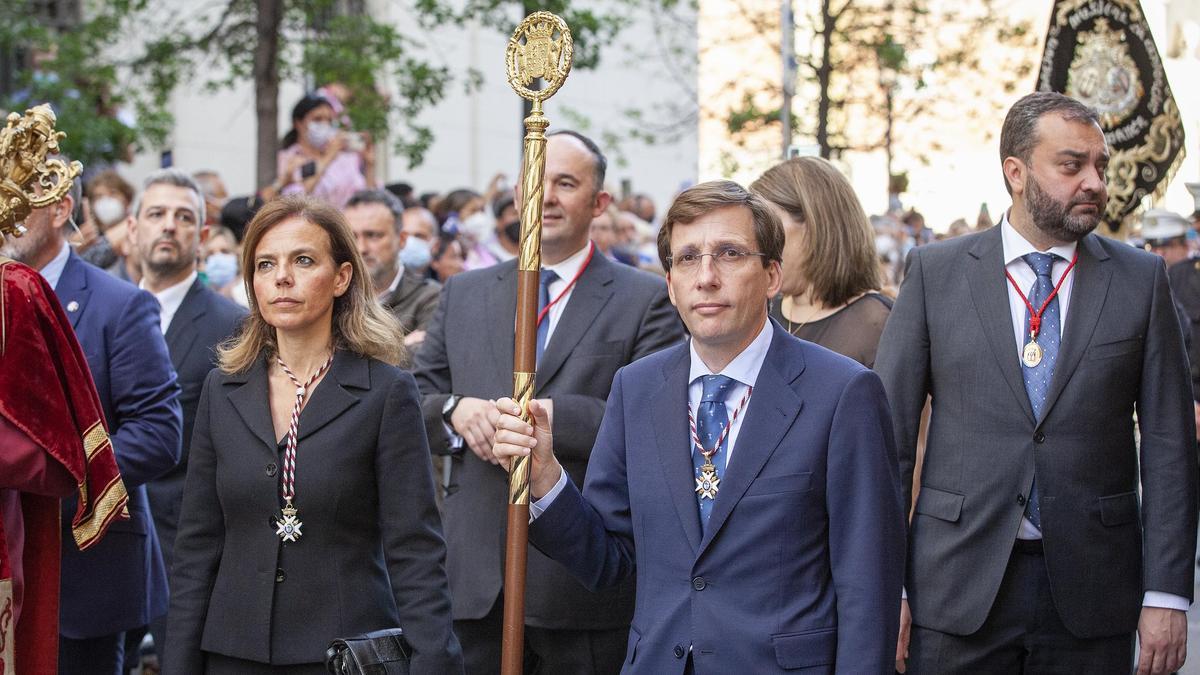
[1020,252,1061,530]
[694,374,734,529]
[536,269,559,361]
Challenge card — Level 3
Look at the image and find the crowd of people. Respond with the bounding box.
[3,89,1200,675]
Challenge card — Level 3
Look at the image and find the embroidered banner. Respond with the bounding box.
[1037,0,1186,234]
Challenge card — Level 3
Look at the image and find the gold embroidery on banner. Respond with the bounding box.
[1066,19,1142,126]
[83,422,110,459]
[0,578,13,675]
[72,474,129,549]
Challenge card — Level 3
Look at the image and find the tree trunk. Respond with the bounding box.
[254,0,284,189]
[815,0,834,159]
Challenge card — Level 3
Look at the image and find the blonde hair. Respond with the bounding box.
[218,195,405,373]
[750,157,879,307]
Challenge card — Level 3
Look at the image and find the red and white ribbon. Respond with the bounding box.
[276,352,335,506]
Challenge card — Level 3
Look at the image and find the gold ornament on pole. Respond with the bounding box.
[0,104,82,239]
[501,11,572,675]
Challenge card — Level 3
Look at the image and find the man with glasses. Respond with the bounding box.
[492,179,906,673]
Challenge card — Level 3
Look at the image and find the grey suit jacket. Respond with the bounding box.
[876,226,1198,638]
[412,252,685,629]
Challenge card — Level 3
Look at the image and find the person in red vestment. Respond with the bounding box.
[0,252,129,673]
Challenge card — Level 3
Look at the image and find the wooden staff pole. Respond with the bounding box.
[502,13,573,675]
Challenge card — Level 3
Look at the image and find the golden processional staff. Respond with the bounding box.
[501,11,573,675]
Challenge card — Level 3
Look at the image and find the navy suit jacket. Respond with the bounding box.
[55,252,183,638]
[531,322,906,674]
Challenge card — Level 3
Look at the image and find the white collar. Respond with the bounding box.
[543,242,593,283]
[379,265,404,299]
[141,271,197,330]
[39,239,72,290]
[688,316,774,387]
[999,213,1077,267]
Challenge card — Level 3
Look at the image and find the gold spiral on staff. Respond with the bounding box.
[505,12,573,505]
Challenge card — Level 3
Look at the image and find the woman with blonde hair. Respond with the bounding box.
[164,195,462,673]
[750,156,891,367]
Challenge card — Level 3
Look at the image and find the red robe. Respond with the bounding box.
[0,257,127,675]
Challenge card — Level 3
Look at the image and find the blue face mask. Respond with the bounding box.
[205,252,239,288]
[399,236,432,270]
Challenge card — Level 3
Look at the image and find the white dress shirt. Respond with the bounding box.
[141,271,197,334]
[1000,215,1186,611]
[39,240,72,290]
[531,317,774,517]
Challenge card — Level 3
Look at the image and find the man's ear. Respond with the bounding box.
[1003,156,1027,197]
[592,190,613,218]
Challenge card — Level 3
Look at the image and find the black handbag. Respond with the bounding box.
[325,628,411,675]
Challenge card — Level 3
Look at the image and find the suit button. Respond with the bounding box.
[1033,431,1045,444]
[673,644,685,659]
[1017,494,1026,506]
[266,462,278,477]
[275,568,286,583]
[691,576,707,591]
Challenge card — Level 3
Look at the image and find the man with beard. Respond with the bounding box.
[344,189,440,345]
[0,162,182,674]
[130,170,246,660]
[877,92,1196,674]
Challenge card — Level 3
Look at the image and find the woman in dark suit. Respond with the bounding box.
[164,195,462,673]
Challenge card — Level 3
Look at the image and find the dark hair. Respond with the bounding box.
[85,169,135,204]
[433,188,481,225]
[657,180,784,271]
[281,93,333,149]
[547,130,607,191]
[345,189,405,231]
[219,195,264,241]
[999,92,1101,194]
[384,181,415,207]
[433,232,461,261]
[493,193,516,219]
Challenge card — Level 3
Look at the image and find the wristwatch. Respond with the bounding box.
[442,394,463,424]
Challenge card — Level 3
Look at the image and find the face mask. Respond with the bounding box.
[205,252,239,288]
[399,236,432,270]
[92,197,126,227]
[502,219,521,244]
[307,121,336,149]
[460,211,493,240]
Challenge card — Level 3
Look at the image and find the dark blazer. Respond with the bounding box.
[876,226,1199,638]
[530,323,906,673]
[164,351,462,672]
[147,280,246,573]
[55,252,183,639]
[412,252,684,628]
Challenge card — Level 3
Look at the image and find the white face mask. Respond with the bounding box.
[92,197,126,227]
[307,121,337,149]
[460,211,493,240]
[399,236,433,270]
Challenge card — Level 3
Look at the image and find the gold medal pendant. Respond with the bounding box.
[276,502,303,543]
[1022,340,1043,368]
[694,459,720,500]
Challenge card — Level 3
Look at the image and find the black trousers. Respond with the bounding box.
[908,540,1133,674]
[59,632,124,675]
[453,597,628,675]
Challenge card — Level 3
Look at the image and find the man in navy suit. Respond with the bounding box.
[494,180,906,673]
[1,168,182,674]
[128,169,246,660]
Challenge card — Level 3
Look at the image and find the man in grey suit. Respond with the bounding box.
[878,92,1197,674]
[412,130,684,673]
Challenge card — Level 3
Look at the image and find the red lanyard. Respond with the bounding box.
[1004,251,1078,340]
[536,242,595,327]
[687,386,753,462]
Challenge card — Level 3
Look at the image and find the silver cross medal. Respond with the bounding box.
[276,501,303,542]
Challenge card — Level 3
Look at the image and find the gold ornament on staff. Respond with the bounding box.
[0,104,82,239]
[501,11,572,675]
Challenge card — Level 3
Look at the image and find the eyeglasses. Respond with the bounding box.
[667,247,768,271]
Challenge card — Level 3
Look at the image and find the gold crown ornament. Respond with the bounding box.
[0,104,83,239]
